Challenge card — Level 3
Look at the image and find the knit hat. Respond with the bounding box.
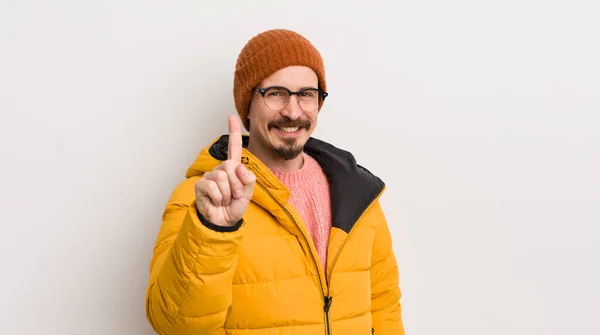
[233,29,327,131]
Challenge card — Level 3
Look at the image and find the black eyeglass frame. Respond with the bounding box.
[255,86,329,98]
[254,86,329,111]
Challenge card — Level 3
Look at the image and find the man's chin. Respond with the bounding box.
[264,131,308,160]
[272,144,304,161]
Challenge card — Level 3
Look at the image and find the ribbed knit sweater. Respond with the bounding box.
[271,152,332,271]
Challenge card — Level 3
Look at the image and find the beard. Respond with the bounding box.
[267,117,311,160]
[272,139,304,160]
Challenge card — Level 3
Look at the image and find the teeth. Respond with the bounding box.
[278,127,300,133]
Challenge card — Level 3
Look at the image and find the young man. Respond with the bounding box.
[145,29,405,335]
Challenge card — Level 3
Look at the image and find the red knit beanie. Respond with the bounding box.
[233,29,327,131]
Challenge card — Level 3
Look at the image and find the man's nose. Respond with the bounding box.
[280,95,303,119]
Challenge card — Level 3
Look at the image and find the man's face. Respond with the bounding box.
[247,66,320,161]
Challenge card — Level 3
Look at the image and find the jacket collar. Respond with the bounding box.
[201,135,385,234]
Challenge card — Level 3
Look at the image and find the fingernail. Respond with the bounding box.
[235,190,242,198]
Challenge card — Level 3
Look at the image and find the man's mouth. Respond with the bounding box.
[275,126,301,133]
[268,119,310,134]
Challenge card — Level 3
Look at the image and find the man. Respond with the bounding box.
[145,29,405,334]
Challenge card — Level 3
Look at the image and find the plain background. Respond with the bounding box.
[1,0,599,334]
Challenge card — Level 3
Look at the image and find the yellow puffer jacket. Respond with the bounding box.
[145,135,405,335]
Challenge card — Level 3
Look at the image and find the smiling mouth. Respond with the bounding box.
[268,117,310,135]
[275,126,301,133]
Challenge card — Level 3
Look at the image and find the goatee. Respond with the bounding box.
[268,117,310,160]
[273,139,304,160]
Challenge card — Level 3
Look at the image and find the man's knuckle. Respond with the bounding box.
[210,180,220,191]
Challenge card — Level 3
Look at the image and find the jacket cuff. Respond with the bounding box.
[196,208,243,232]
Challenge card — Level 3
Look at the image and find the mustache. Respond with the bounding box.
[268,118,311,130]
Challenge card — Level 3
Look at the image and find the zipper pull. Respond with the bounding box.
[324,296,333,312]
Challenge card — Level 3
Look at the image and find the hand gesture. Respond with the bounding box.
[194,115,256,227]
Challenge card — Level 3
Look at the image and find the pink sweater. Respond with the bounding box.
[271,152,332,271]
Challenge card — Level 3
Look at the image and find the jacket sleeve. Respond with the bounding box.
[145,178,245,335]
[370,200,405,334]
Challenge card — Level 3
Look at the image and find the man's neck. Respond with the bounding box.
[247,141,304,172]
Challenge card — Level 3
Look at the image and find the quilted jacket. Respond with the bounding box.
[145,135,405,334]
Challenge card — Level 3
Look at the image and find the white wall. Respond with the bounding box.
[2,0,599,334]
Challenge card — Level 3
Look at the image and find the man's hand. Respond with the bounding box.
[194,115,256,227]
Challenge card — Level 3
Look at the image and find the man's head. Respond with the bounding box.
[233,29,327,161]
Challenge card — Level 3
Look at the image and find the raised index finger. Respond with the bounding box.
[227,114,242,163]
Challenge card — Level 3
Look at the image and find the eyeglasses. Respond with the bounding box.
[255,86,328,112]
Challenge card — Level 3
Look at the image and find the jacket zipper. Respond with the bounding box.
[257,183,332,335]
[324,296,332,335]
